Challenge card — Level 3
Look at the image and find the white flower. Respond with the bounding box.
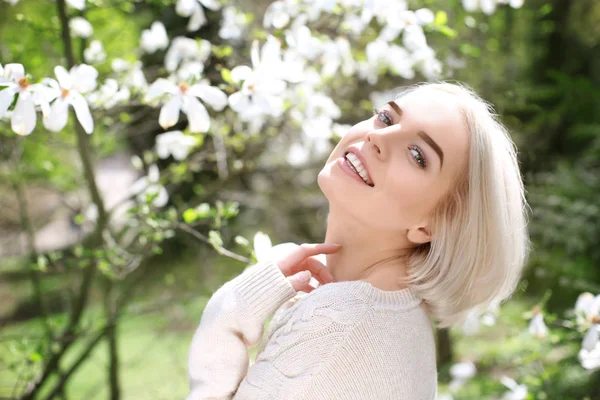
[578,325,600,370]
[287,142,310,166]
[140,21,169,54]
[253,231,272,262]
[4,0,20,5]
[87,79,130,110]
[144,78,227,133]
[500,376,528,400]
[175,0,221,31]
[66,0,85,10]
[321,37,355,77]
[228,36,299,121]
[131,164,168,207]
[219,6,248,40]
[42,64,98,134]
[84,40,106,64]
[164,37,211,73]
[0,63,49,135]
[70,17,93,38]
[111,59,147,92]
[155,130,197,160]
[575,292,600,328]
[449,361,476,393]
[263,0,299,29]
[461,309,481,336]
[528,312,549,339]
[415,8,435,25]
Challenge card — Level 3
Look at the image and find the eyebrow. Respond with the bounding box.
[386,101,445,169]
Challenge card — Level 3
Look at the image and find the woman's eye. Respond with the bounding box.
[408,145,427,169]
[372,108,393,127]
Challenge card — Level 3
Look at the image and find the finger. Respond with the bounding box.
[294,257,335,285]
[278,243,342,272]
[287,270,313,292]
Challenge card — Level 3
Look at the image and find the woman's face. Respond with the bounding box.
[318,87,470,244]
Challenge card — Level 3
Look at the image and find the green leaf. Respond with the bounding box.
[434,10,447,26]
[221,68,233,84]
[438,26,457,38]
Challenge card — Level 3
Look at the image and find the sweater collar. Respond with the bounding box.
[326,280,422,308]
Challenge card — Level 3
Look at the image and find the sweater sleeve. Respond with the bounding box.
[186,258,297,400]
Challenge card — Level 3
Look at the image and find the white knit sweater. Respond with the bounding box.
[186,254,438,400]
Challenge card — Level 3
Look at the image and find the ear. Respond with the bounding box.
[407,225,432,245]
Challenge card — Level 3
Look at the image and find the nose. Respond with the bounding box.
[365,124,402,159]
[365,132,381,155]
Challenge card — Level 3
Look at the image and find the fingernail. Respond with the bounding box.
[298,271,311,282]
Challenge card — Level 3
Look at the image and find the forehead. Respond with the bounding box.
[394,88,470,171]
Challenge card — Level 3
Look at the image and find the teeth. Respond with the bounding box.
[345,153,372,185]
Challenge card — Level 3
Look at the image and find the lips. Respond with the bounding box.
[345,146,374,186]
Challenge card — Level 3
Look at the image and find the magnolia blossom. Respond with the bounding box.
[321,37,355,77]
[500,376,528,400]
[263,0,299,29]
[84,40,106,64]
[131,164,168,207]
[144,78,227,133]
[110,59,147,91]
[175,0,221,31]
[219,6,249,40]
[165,37,211,73]
[287,142,310,166]
[253,231,272,262]
[528,312,549,339]
[0,63,49,135]
[66,0,85,10]
[155,130,197,160]
[140,22,169,54]
[579,325,600,370]
[70,17,93,38]
[42,64,98,134]
[87,79,130,110]
[449,361,476,393]
[574,292,600,328]
[462,0,524,15]
[228,36,302,121]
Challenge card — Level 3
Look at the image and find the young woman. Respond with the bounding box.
[185,82,531,400]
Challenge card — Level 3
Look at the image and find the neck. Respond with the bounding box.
[323,206,413,291]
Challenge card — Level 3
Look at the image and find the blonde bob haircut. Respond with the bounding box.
[399,82,531,329]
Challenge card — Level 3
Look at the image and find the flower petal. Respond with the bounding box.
[187,84,227,111]
[183,95,209,133]
[227,91,250,113]
[0,87,16,118]
[199,0,221,11]
[11,94,37,135]
[5,64,25,82]
[70,91,94,134]
[230,65,253,84]
[54,66,72,90]
[43,98,69,132]
[188,6,207,31]
[145,78,178,102]
[158,96,181,129]
[71,64,98,93]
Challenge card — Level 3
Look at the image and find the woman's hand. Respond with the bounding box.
[270,243,342,293]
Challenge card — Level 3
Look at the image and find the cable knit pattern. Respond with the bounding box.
[186,256,438,400]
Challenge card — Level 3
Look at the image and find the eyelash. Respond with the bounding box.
[372,108,428,169]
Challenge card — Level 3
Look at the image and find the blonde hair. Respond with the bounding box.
[399,82,531,329]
